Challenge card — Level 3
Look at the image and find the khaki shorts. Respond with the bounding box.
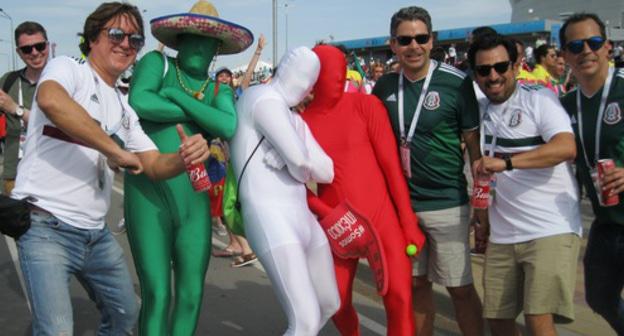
[483,233,581,323]
[413,205,473,287]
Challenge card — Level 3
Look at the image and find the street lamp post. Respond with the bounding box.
[284,2,289,52]
[0,8,16,71]
[272,0,277,68]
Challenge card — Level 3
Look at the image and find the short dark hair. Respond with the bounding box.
[15,21,47,43]
[430,46,446,62]
[508,37,524,48]
[534,44,555,64]
[215,67,232,77]
[559,13,606,49]
[390,6,432,37]
[79,2,144,56]
[471,26,497,41]
[468,33,518,70]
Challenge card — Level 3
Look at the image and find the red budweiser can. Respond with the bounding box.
[186,162,212,192]
[597,158,619,207]
[471,175,490,209]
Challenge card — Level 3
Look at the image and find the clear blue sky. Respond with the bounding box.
[0,0,511,74]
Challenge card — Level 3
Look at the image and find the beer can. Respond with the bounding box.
[471,175,490,209]
[187,162,212,192]
[597,158,619,207]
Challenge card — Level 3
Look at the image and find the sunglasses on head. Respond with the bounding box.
[474,61,512,77]
[18,42,47,54]
[104,27,145,50]
[394,34,430,46]
[565,36,605,54]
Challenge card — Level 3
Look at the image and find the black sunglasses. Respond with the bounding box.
[564,36,606,54]
[394,34,430,46]
[18,42,47,54]
[104,28,145,50]
[474,61,512,77]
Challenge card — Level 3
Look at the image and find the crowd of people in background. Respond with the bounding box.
[335,39,624,102]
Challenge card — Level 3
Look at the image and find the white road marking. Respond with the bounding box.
[221,320,244,331]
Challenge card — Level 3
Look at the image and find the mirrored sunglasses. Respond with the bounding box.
[105,28,145,50]
[18,42,47,54]
[394,34,430,46]
[565,36,605,54]
[475,61,512,77]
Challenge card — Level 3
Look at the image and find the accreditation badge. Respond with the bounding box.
[400,138,411,178]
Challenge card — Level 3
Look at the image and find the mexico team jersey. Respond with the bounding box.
[480,84,581,244]
[560,68,624,226]
[373,62,479,211]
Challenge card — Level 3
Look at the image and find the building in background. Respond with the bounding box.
[510,0,624,41]
[334,1,623,69]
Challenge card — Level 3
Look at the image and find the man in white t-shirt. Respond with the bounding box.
[468,33,582,336]
[448,43,457,65]
[11,3,210,334]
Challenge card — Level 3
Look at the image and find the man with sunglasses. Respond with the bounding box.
[559,13,624,335]
[373,6,484,336]
[0,21,49,196]
[469,33,581,336]
[10,3,211,335]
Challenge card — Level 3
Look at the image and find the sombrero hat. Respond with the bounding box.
[150,0,253,54]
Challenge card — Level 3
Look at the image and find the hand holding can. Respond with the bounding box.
[471,174,491,209]
[597,159,620,207]
[177,124,212,192]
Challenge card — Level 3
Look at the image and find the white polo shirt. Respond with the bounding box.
[479,83,582,244]
[12,56,156,229]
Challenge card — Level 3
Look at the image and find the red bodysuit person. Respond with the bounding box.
[304,45,426,336]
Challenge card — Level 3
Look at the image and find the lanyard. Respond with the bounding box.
[480,85,518,157]
[17,78,23,107]
[398,60,436,143]
[17,79,25,129]
[576,67,615,168]
[88,62,127,136]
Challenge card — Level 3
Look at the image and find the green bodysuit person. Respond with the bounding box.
[126,2,253,335]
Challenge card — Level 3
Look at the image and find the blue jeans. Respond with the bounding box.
[17,211,139,335]
[584,220,624,335]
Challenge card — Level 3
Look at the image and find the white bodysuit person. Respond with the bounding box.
[230,47,340,336]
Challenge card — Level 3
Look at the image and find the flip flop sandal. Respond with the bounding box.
[231,253,258,268]
[212,247,242,258]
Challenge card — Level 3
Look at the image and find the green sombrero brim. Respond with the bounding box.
[151,13,253,54]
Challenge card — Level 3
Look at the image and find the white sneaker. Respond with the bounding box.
[112,218,127,235]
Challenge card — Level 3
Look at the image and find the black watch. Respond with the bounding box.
[504,156,513,171]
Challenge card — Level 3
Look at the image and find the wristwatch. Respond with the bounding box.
[14,105,25,118]
[504,156,514,171]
